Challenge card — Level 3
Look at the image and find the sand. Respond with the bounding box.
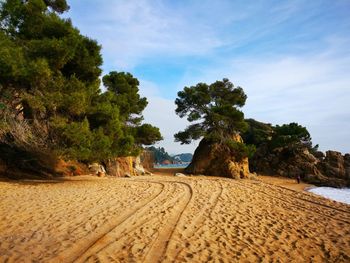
[0,174,350,262]
[258,175,314,191]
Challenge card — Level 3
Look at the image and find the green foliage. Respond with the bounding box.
[271,122,312,150]
[134,124,163,146]
[241,118,274,147]
[226,139,256,161]
[102,71,148,124]
[146,146,174,164]
[60,118,92,160]
[174,78,247,145]
[90,128,113,161]
[0,0,162,166]
[242,119,317,157]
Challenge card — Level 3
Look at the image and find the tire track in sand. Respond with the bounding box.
[253,180,350,214]
[142,181,193,263]
[78,181,184,262]
[72,180,193,263]
[170,179,224,262]
[234,180,350,224]
[52,181,165,263]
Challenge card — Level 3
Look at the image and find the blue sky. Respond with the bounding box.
[64,0,350,154]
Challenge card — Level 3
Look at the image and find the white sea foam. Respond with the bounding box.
[308,187,350,205]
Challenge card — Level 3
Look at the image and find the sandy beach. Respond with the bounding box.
[1,174,350,262]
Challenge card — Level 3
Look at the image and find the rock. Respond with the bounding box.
[313,151,325,160]
[124,173,131,178]
[319,151,346,179]
[140,150,155,171]
[106,155,152,177]
[251,145,350,188]
[228,158,250,179]
[97,171,105,177]
[105,157,130,177]
[174,173,187,177]
[345,154,350,179]
[145,170,153,176]
[247,173,258,180]
[133,156,145,176]
[304,173,347,188]
[185,135,250,179]
[88,163,106,176]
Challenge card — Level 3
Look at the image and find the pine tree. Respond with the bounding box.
[0,0,162,176]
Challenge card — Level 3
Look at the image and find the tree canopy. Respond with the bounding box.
[271,122,315,150]
[146,146,174,164]
[241,119,274,147]
[174,78,248,144]
[0,0,162,166]
[242,119,318,153]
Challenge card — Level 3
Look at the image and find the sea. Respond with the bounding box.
[154,163,189,169]
[308,187,350,205]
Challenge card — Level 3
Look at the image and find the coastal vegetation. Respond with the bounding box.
[146,147,175,164]
[173,80,349,187]
[146,146,193,164]
[0,0,161,177]
[0,0,348,187]
[174,78,255,160]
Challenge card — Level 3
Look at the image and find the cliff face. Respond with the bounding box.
[185,136,250,179]
[251,146,350,188]
[319,151,350,179]
[105,151,153,177]
[140,150,154,171]
[106,157,138,177]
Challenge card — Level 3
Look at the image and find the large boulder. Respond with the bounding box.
[105,155,150,177]
[304,173,348,188]
[105,157,133,177]
[185,136,250,179]
[140,150,154,171]
[345,154,350,179]
[250,145,350,188]
[88,163,106,176]
[133,156,145,175]
[318,151,346,179]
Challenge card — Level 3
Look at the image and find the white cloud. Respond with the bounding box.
[139,44,350,154]
[139,80,198,154]
[65,1,350,154]
[176,40,350,153]
[70,0,225,70]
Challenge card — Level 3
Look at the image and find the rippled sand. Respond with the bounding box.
[0,175,349,262]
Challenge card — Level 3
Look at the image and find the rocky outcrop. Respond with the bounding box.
[105,157,134,177]
[88,163,106,176]
[345,154,350,178]
[140,150,154,171]
[251,146,350,188]
[185,136,250,179]
[105,154,152,177]
[312,151,350,187]
[318,151,349,179]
